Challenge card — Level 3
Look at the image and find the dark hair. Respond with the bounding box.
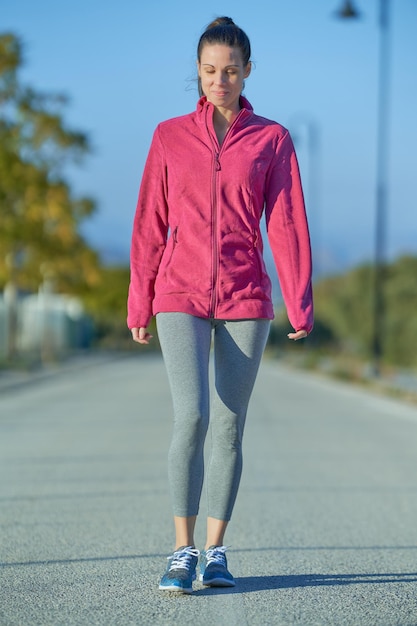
[197,17,251,96]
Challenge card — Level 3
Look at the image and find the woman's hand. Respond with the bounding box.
[287,329,308,341]
[131,327,153,344]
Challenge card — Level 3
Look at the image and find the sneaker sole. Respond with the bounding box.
[159,584,193,594]
[199,575,235,587]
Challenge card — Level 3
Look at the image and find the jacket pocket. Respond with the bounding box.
[158,226,178,281]
[166,226,178,266]
[252,230,263,282]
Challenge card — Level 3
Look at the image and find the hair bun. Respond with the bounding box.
[206,16,235,30]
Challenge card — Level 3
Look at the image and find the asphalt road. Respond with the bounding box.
[1,352,417,626]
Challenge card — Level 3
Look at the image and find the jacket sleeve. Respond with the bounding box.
[264,130,314,334]
[127,126,169,329]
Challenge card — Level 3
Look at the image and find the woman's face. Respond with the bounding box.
[198,44,251,111]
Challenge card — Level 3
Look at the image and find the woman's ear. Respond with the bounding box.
[196,60,201,78]
[244,61,252,79]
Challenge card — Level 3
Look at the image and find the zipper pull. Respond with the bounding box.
[215,154,221,171]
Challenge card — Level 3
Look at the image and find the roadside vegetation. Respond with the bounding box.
[268,256,417,402]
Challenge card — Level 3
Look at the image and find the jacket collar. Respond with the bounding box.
[196,95,253,126]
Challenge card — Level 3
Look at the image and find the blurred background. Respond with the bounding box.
[1,0,416,385]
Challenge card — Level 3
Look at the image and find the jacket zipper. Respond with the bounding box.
[206,106,244,318]
[209,152,221,317]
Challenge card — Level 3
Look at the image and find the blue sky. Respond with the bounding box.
[3,0,417,275]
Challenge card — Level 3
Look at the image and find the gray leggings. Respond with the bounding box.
[156,313,270,521]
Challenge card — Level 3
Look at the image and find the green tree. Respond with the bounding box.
[313,256,417,368]
[384,256,417,367]
[82,265,158,350]
[314,263,374,356]
[0,32,100,293]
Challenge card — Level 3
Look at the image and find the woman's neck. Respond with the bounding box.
[212,105,240,145]
[213,104,239,125]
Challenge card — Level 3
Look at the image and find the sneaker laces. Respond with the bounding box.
[205,545,229,567]
[168,546,200,572]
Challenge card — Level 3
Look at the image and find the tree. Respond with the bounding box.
[384,256,417,367]
[313,256,417,368]
[0,32,100,293]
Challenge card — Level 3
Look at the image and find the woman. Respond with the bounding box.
[128,16,313,593]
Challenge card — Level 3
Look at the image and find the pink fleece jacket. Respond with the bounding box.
[127,96,313,333]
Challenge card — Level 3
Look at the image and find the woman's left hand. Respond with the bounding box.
[131,327,153,344]
[287,329,308,341]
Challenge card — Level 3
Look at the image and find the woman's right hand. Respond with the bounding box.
[131,327,153,344]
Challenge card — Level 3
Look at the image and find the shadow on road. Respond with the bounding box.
[197,571,417,594]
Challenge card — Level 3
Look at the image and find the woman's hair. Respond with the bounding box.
[197,17,251,96]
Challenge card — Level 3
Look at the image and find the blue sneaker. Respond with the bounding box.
[159,546,200,593]
[199,545,235,587]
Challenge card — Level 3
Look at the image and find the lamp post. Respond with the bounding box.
[335,0,391,375]
[288,114,321,279]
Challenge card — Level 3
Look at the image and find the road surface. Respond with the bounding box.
[1,352,417,625]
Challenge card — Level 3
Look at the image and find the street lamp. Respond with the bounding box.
[335,0,391,375]
[335,0,360,19]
